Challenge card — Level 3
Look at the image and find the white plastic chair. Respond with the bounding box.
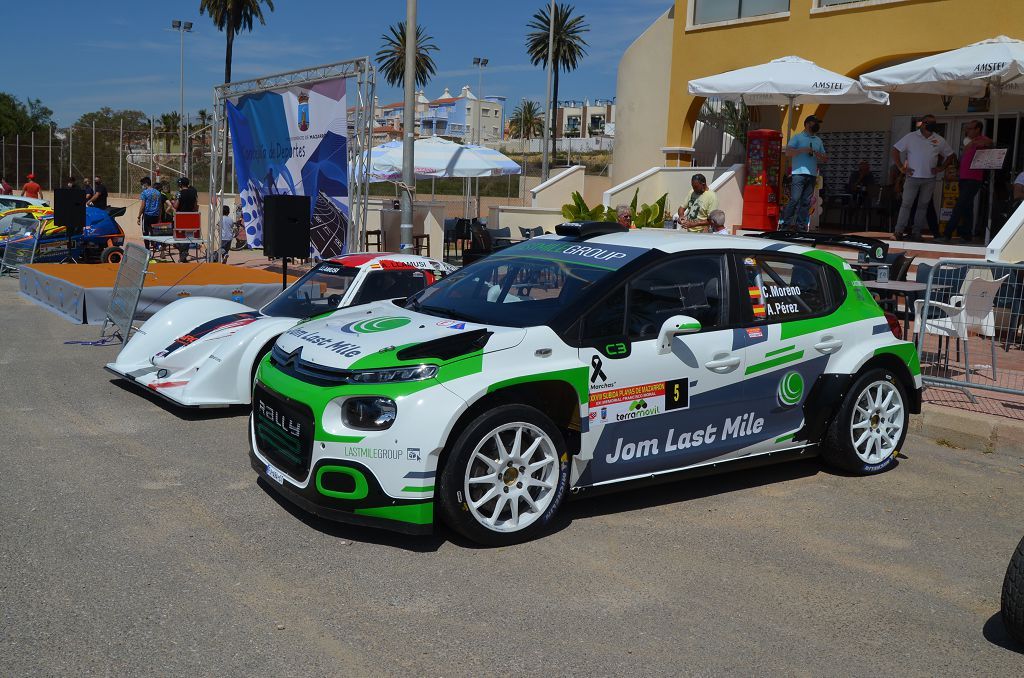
[914,275,1008,382]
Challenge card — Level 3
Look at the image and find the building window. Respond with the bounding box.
[693,0,789,25]
[817,0,865,5]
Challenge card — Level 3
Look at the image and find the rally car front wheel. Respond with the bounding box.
[822,368,909,474]
[438,405,569,546]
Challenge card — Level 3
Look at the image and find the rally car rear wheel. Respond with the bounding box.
[822,368,908,474]
[438,405,569,546]
[101,246,124,264]
[1001,534,1024,646]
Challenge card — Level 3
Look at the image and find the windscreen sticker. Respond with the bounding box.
[499,239,647,269]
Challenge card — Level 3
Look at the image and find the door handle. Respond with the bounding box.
[814,338,844,354]
[704,354,741,372]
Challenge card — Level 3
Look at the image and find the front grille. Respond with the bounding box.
[271,344,356,386]
[253,384,315,481]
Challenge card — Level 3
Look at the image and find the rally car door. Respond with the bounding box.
[574,253,755,487]
[724,251,848,459]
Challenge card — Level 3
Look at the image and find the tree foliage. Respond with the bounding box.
[376,22,439,89]
[525,3,589,162]
[199,0,276,84]
[0,92,53,138]
[508,100,544,140]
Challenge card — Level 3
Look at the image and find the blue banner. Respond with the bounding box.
[226,78,349,258]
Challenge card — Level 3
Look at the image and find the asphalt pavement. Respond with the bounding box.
[2,274,1023,676]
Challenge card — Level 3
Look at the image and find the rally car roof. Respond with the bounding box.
[537,229,814,255]
[324,252,444,268]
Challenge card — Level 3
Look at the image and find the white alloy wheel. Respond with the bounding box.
[463,421,560,534]
[849,379,905,465]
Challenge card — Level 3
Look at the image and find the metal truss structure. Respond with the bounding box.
[208,57,376,259]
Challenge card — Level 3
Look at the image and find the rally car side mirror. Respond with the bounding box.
[657,315,701,354]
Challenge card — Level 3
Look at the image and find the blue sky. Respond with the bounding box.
[4,1,670,126]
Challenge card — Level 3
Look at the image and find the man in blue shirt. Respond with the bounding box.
[780,115,827,231]
[137,176,162,254]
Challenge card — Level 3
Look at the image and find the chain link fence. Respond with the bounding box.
[1,123,221,196]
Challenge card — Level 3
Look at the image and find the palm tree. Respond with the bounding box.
[526,2,589,163]
[159,112,181,153]
[199,0,275,84]
[508,100,544,140]
[195,108,211,148]
[375,21,439,89]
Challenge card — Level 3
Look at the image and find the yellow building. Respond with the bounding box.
[614,0,1024,186]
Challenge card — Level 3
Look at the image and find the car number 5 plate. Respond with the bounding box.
[265,464,286,485]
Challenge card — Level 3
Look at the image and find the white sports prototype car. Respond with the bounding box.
[106,253,454,407]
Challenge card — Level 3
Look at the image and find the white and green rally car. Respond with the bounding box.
[250,223,921,545]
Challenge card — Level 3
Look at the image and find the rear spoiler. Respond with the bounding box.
[746,230,888,261]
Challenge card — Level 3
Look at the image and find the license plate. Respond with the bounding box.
[265,464,286,485]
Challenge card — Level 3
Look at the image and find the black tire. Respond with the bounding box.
[821,367,909,474]
[1002,535,1024,646]
[250,342,275,392]
[437,404,570,547]
[100,246,124,264]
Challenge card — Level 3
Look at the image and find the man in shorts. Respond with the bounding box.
[137,177,162,254]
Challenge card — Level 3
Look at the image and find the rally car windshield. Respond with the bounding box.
[261,265,359,319]
[406,251,627,328]
[0,215,41,238]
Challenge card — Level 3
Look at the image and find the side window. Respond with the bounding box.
[742,254,832,323]
[582,286,626,340]
[353,270,427,305]
[627,255,727,341]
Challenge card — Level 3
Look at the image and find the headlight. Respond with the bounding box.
[343,397,397,430]
[347,365,438,383]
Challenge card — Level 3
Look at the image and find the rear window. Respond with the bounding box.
[740,254,834,323]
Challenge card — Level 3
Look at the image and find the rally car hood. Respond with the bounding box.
[273,301,526,369]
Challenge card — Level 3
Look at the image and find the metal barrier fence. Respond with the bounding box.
[0,231,39,276]
[101,243,151,344]
[915,258,1024,400]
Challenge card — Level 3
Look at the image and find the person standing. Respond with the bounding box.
[780,115,827,232]
[677,174,718,231]
[944,119,992,242]
[708,210,729,235]
[21,173,42,199]
[137,177,162,254]
[219,205,234,263]
[0,176,12,195]
[891,114,954,241]
[172,176,199,263]
[86,176,108,209]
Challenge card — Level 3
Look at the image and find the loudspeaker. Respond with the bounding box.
[262,194,311,258]
[54,188,87,235]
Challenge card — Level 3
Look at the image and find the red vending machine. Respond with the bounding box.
[741,129,783,231]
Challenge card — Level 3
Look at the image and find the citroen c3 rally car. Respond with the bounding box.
[106,253,453,408]
[250,223,922,545]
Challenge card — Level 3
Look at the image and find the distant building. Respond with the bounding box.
[552,99,616,139]
[357,86,506,145]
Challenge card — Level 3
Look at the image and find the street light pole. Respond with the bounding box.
[541,0,555,181]
[472,57,488,144]
[172,20,193,178]
[400,0,417,251]
[472,57,488,220]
